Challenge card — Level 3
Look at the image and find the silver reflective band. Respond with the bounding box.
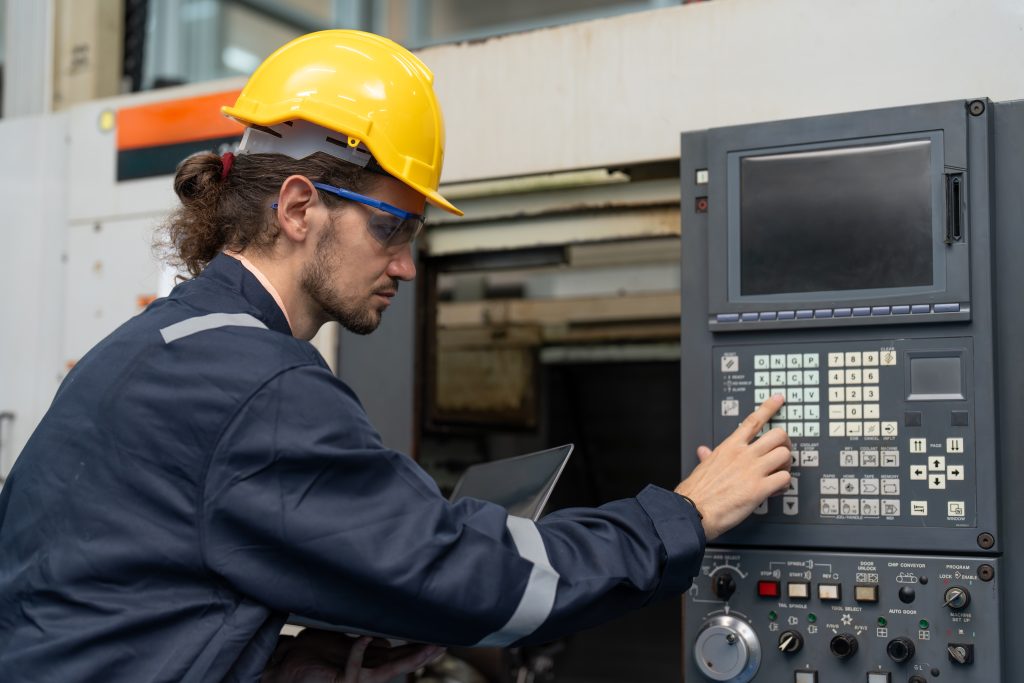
[238,120,373,169]
[160,313,267,344]
[476,516,560,647]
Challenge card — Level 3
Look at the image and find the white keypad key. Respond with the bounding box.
[846,404,862,419]
[863,386,879,402]
[801,450,820,467]
[805,405,820,420]
[803,388,819,403]
[772,371,787,385]
[947,437,965,454]
[845,369,862,384]
[830,422,846,437]
[783,497,799,515]
[928,474,946,490]
[829,405,845,419]
[753,499,768,515]
[820,498,839,516]
[820,478,840,494]
[880,349,897,366]
[861,499,881,516]
[881,499,901,516]
[860,450,879,467]
[787,353,803,368]
[845,387,863,402]
[788,422,804,437]
[911,500,929,516]
[880,478,900,495]
[881,421,898,437]
[829,370,845,385]
[828,387,844,402]
[947,501,966,518]
[755,372,770,387]
[787,388,803,403]
[862,351,879,366]
[754,354,770,370]
[755,388,770,402]
[846,422,863,436]
[863,368,879,383]
[787,405,803,420]
[803,353,820,368]
[804,422,820,437]
[845,352,862,366]
[788,371,803,385]
[947,465,965,481]
[881,449,900,467]
[860,477,880,495]
[910,465,928,480]
[828,352,845,367]
[928,455,946,472]
[864,404,880,419]
[863,422,880,437]
[803,370,820,385]
[776,406,789,420]
[910,438,927,453]
[771,354,787,369]
[721,354,739,372]
[840,498,860,516]
[840,449,859,467]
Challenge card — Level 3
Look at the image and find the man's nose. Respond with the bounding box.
[386,243,417,281]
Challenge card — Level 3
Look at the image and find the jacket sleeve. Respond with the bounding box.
[200,364,705,647]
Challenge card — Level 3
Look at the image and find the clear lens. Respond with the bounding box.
[368,213,423,247]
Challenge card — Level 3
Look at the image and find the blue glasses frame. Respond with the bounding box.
[271,181,425,247]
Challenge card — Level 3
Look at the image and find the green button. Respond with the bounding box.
[919,619,929,629]
[808,613,817,623]
[769,611,778,621]
[878,617,888,627]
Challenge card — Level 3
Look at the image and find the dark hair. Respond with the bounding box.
[157,151,378,277]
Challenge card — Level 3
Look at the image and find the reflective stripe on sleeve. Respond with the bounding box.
[475,515,560,647]
[160,313,267,344]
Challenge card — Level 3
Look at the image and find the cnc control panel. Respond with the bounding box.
[712,338,978,534]
[685,549,998,683]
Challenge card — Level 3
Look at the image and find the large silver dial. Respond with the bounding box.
[693,614,762,682]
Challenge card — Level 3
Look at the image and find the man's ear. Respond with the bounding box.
[275,175,321,245]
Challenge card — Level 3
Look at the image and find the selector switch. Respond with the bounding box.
[829,633,859,659]
[943,586,971,610]
[886,637,916,663]
[947,643,975,665]
[777,630,803,654]
[713,572,738,601]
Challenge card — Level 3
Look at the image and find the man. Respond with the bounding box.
[0,30,790,681]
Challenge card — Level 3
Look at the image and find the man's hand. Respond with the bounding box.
[675,394,792,541]
[261,629,445,683]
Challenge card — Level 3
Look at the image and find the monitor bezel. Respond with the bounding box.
[706,103,971,323]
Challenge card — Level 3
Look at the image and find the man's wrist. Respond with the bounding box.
[677,493,704,520]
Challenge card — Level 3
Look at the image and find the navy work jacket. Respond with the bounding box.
[0,254,705,682]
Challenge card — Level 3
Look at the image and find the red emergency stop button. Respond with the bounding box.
[758,580,781,598]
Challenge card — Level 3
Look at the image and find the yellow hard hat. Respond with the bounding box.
[223,29,462,216]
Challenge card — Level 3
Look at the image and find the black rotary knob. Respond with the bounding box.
[713,572,737,600]
[777,630,803,654]
[886,637,916,663]
[829,633,859,659]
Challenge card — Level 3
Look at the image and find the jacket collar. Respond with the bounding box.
[199,253,293,336]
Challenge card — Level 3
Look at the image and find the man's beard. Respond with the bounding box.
[300,218,397,335]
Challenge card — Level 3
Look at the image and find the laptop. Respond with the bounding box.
[289,444,574,636]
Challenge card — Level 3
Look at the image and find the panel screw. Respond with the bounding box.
[968,99,986,116]
[978,564,994,582]
[978,532,995,549]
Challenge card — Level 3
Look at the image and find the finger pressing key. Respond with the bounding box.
[726,394,786,446]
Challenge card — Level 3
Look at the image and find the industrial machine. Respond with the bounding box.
[680,99,1024,682]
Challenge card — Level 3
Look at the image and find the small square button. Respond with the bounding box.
[863,422,880,437]
[788,582,811,599]
[862,351,879,366]
[840,498,860,516]
[803,353,820,368]
[805,405,820,420]
[880,479,900,495]
[772,371,787,385]
[947,437,965,454]
[820,498,839,516]
[867,672,891,683]
[910,465,928,480]
[929,474,946,489]
[820,478,840,495]
[803,370,820,385]
[855,584,879,603]
[787,388,804,404]
[803,388,820,403]
[829,370,845,385]
[951,410,970,426]
[795,670,818,683]
[905,411,922,427]
[788,371,804,385]
[818,584,841,601]
[845,387,863,402]
[783,497,799,515]
[881,499,901,516]
[828,388,844,402]
[947,501,966,517]
[880,349,897,366]
[881,421,898,437]
[947,465,965,480]
[910,438,928,453]
[861,498,880,516]
[847,422,863,436]
[753,499,768,515]
[845,351,862,366]
[828,353,845,367]
[911,500,929,516]
[801,450,820,467]
[863,368,879,383]
[771,354,787,369]
[805,422,820,437]
[787,353,803,368]
[845,369,862,384]
[754,354,770,370]
[863,386,880,402]
[830,422,846,437]
[840,449,858,466]
[928,455,946,471]
[864,404,880,419]
[755,388,771,402]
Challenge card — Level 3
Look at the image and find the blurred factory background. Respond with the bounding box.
[1,1,1022,681]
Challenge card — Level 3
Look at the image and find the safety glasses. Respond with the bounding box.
[272,181,425,247]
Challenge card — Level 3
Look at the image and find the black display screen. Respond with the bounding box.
[739,140,934,296]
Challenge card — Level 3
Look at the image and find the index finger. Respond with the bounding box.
[723,394,785,447]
